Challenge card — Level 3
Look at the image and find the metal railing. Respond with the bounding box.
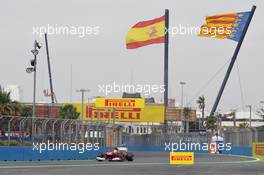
[123,131,209,146]
[223,126,264,147]
[0,115,123,147]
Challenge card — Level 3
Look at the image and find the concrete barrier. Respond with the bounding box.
[222,146,252,156]
[0,146,110,161]
[0,145,252,161]
[126,145,252,156]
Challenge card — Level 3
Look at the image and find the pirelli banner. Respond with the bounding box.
[69,99,164,122]
[95,98,145,109]
[170,152,194,165]
[253,142,264,158]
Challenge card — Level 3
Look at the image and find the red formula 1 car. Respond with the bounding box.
[96,146,134,161]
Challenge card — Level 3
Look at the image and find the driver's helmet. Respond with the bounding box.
[113,147,119,153]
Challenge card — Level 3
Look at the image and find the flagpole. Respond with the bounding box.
[164,9,169,132]
[210,5,256,116]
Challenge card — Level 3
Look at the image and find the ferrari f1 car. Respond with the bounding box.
[96,146,134,161]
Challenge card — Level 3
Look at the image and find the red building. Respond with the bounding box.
[24,103,61,118]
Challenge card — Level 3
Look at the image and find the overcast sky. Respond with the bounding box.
[0,0,263,112]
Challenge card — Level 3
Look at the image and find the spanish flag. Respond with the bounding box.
[126,15,165,49]
[198,12,251,42]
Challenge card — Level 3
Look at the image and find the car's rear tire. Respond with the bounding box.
[126,153,134,161]
[127,157,133,161]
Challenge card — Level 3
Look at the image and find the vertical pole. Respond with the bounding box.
[44,33,55,104]
[77,89,89,120]
[210,6,256,116]
[249,105,252,127]
[180,82,186,107]
[164,9,169,107]
[32,41,37,142]
[8,117,14,146]
[181,85,184,106]
[33,41,37,118]
[82,91,84,120]
[70,64,73,102]
[164,9,169,132]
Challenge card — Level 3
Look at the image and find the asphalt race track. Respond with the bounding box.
[0,152,263,175]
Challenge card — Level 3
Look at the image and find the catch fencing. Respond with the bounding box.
[123,132,209,147]
[223,126,264,147]
[0,115,122,147]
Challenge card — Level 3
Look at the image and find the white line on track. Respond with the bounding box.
[0,162,172,169]
[0,154,260,169]
[197,159,260,164]
[0,158,260,169]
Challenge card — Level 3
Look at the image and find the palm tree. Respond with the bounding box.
[197,96,205,129]
[205,115,217,134]
[239,122,249,128]
[10,101,22,116]
[0,91,11,104]
[20,105,33,117]
[0,91,33,136]
[0,91,32,116]
[256,108,264,121]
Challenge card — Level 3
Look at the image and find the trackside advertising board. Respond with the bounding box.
[253,142,264,158]
[95,98,145,109]
[170,152,194,165]
[68,103,164,122]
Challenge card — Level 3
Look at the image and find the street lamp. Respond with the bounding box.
[76,89,90,120]
[179,81,186,107]
[26,40,41,118]
[179,81,186,133]
[245,105,252,127]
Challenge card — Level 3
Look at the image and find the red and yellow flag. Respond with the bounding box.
[126,16,165,49]
[198,12,251,41]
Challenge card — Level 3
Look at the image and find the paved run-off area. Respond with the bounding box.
[0,152,263,175]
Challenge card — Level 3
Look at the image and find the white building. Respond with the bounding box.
[221,111,264,127]
[3,85,23,102]
[196,110,264,128]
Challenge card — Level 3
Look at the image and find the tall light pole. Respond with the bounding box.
[179,81,186,133]
[76,89,90,120]
[179,82,186,107]
[26,40,41,118]
[246,105,252,127]
[26,40,41,142]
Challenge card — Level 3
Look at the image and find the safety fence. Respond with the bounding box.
[223,126,264,147]
[0,116,122,147]
[122,131,254,156]
[123,132,209,147]
[0,146,110,161]
[1,116,262,161]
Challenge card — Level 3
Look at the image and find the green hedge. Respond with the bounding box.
[0,140,32,146]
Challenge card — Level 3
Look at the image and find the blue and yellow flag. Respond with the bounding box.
[198,12,251,42]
